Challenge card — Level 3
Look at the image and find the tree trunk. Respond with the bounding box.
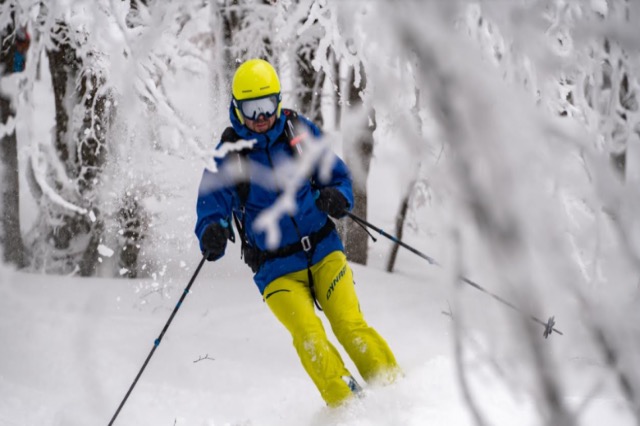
[386,184,412,273]
[0,96,26,268]
[297,47,325,126]
[34,21,111,276]
[117,196,147,278]
[0,25,26,268]
[220,0,240,86]
[387,88,424,272]
[343,63,374,265]
[332,49,341,130]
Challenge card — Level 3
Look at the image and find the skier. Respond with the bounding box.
[195,58,400,407]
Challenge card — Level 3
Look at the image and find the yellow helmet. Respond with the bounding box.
[232,59,282,124]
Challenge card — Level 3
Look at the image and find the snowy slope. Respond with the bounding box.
[0,246,633,426]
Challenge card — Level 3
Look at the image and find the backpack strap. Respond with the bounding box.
[282,108,298,119]
[220,126,240,142]
[220,126,251,207]
[218,126,246,246]
[282,109,304,154]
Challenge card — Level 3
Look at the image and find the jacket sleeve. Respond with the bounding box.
[297,114,354,212]
[194,152,236,258]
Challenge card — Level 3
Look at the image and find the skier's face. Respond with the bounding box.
[245,114,276,133]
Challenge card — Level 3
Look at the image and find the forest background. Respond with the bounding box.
[2,0,640,425]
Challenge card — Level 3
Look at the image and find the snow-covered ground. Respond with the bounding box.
[0,232,633,425]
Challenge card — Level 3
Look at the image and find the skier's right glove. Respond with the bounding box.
[201,223,230,261]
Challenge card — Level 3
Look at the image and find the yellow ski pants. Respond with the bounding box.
[264,250,400,406]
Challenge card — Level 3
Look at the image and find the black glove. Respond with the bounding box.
[315,187,348,219]
[201,223,230,261]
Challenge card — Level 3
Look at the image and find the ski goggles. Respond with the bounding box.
[234,94,280,121]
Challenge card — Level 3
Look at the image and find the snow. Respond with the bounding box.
[0,236,634,425]
[98,244,115,258]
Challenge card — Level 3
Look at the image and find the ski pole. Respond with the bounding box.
[108,254,208,426]
[345,211,563,338]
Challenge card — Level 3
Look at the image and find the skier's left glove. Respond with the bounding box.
[315,187,348,219]
[201,223,230,261]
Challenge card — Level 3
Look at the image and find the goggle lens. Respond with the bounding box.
[238,95,279,121]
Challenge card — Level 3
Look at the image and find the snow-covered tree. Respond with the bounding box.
[0,10,28,268]
[27,15,112,275]
[5,1,216,276]
[361,1,640,423]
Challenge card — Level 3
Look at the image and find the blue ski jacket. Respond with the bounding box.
[195,104,354,294]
